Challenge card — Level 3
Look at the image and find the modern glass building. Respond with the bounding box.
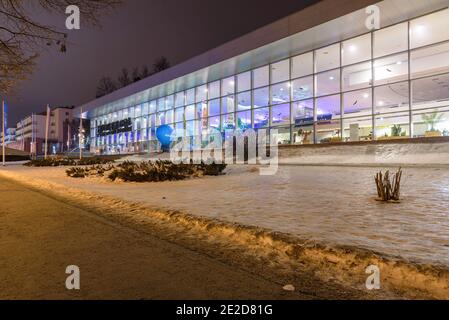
[77,0,449,154]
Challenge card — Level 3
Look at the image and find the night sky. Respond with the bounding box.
[7,0,319,126]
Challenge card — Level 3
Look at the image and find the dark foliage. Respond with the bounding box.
[24,157,114,167]
[65,160,227,182]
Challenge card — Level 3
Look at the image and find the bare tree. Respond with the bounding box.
[132,67,141,83]
[152,56,170,74]
[140,65,150,79]
[96,76,117,98]
[0,0,121,94]
[117,68,131,88]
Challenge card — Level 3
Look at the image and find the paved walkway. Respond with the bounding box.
[0,177,305,299]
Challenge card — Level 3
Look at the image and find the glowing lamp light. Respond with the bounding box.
[414,25,426,35]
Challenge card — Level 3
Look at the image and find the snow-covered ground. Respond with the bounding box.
[1,163,448,267]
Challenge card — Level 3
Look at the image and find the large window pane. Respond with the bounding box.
[315,44,340,72]
[157,98,165,111]
[165,95,174,110]
[208,99,221,116]
[253,86,269,108]
[271,103,290,126]
[253,66,269,88]
[342,62,372,91]
[374,53,408,85]
[237,110,251,129]
[343,116,373,142]
[316,95,342,143]
[410,9,449,49]
[237,91,251,111]
[316,120,341,143]
[209,116,221,131]
[175,92,185,107]
[253,107,269,129]
[411,42,449,79]
[157,112,165,126]
[222,114,235,130]
[175,107,184,122]
[222,95,235,114]
[374,82,409,114]
[196,85,208,102]
[165,110,174,124]
[271,59,290,83]
[292,76,313,101]
[222,77,235,96]
[237,72,251,92]
[342,34,371,66]
[343,89,372,117]
[271,82,290,105]
[185,104,195,121]
[292,99,314,126]
[273,127,291,145]
[315,69,340,96]
[412,73,449,111]
[413,107,449,137]
[292,52,313,78]
[208,81,220,99]
[375,112,410,139]
[186,88,195,105]
[316,95,341,119]
[292,124,314,145]
[374,23,408,58]
[149,101,157,114]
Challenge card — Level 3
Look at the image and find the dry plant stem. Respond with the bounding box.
[375,168,402,202]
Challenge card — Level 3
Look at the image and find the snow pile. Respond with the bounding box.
[279,141,449,166]
[0,164,448,298]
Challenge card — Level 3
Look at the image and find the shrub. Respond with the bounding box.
[65,160,227,182]
[24,157,114,167]
[66,167,87,178]
[108,160,227,182]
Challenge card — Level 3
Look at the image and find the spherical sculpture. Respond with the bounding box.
[156,125,174,151]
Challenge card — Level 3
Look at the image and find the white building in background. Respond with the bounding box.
[14,106,79,155]
[74,0,449,155]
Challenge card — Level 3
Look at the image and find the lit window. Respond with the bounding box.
[374,53,408,85]
[208,81,220,99]
[292,52,313,78]
[374,23,408,58]
[315,44,340,72]
[221,77,235,96]
[410,9,449,49]
[342,34,371,66]
[253,66,269,88]
[315,69,340,97]
[237,72,251,92]
[271,59,290,84]
[342,62,372,91]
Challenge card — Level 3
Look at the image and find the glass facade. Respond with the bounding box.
[91,8,449,154]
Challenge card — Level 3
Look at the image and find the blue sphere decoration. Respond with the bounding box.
[156,125,174,150]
